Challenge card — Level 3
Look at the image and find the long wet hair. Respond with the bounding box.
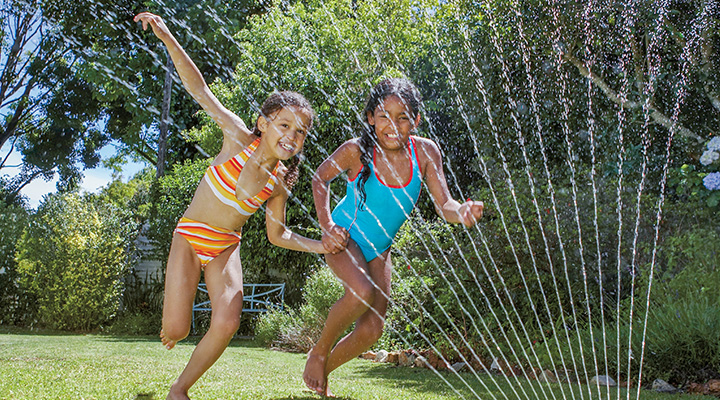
[251,91,315,190]
[357,78,422,208]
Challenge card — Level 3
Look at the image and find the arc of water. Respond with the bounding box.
[624,1,672,397]
[635,2,717,397]
[474,2,602,397]
[579,1,604,398]
[424,20,557,400]
[271,7,530,398]
[612,1,637,398]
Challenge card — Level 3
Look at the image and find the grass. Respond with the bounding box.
[0,326,714,400]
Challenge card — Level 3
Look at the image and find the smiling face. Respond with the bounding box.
[257,106,312,160]
[367,95,421,151]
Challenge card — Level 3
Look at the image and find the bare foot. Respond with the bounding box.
[166,383,190,400]
[303,352,327,395]
[324,384,335,398]
[160,329,177,350]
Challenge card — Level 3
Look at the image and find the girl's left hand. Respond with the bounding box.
[459,200,484,227]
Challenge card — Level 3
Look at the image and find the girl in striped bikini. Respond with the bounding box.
[305,78,484,396]
[135,13,347,400]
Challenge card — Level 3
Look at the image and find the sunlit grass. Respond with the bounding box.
[0,326,712,400]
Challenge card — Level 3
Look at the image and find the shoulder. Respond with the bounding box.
[412,135,442,163]
[325,138,363,164]
[219,132,259,157]
[337,138,363,156]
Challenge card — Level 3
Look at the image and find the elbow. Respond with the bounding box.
[267,232,280,246]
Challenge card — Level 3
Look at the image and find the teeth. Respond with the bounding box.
[280,143,295,151]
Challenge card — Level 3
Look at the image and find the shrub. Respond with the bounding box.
[255,267,343,352]
[15,192,139,331]
[534,225,720,385]
[0,202,31,325]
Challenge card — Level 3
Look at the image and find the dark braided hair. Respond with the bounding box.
[251,91,315,190]
[357,78,422,209]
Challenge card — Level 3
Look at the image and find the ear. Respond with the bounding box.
[413,113,422,129]
[257,115,269,133]
[366,110,375,126]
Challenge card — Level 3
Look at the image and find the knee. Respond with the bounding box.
[210,314,241,339]
[162,320,190,342]
[346,282,375,308]
[357,318,385,343]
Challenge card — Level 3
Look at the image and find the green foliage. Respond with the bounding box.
[255,266,343,351]
[669,164,720,209]
[146,158,210,264]
[0,201,31,325]
[532,225,720,384]
[15,192,140,331]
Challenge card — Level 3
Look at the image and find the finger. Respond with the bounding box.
[464,208,475,227]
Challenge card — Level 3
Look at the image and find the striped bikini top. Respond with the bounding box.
[203,137,279,216]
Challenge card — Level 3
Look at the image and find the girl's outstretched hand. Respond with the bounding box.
[322,224,349,254]
[459,200,484,227]
[134,12,172,41]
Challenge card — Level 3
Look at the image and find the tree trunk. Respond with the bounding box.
[156,55,173,179]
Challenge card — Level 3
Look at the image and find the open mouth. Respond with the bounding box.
[279,142,296,152]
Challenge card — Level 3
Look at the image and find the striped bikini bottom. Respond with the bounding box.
[174,217,241,267]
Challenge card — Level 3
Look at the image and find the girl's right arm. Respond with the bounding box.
[312,141,360,253]
[134,12,255,148]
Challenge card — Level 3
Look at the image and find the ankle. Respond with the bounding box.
[307,349,328,361]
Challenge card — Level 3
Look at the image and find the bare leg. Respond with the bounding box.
[303,240,375,395]
[324,251,392,393]
[161,233,203,350]
[165,245,244,400]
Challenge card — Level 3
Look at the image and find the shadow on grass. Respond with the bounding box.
[271,395,354,400]
[351,362,498,398]
[133,392,157,400]
[0,325,82,336]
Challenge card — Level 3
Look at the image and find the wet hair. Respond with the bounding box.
[251,91,315,190]
[357,78,422,208]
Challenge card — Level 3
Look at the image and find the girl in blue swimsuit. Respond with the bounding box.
[304,78,485,396]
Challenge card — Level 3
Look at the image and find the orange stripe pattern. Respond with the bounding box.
[204,138,279,215]
[175,217,241,266]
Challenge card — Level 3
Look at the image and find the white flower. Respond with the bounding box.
[700,150,719,166]
[708,137,720,152]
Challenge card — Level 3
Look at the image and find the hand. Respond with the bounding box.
[322,224,349,254]
[459,200,484,227]
[134,12,172,41]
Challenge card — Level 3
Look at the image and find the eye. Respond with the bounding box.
[297,129,306,136]
[281,123,289,128]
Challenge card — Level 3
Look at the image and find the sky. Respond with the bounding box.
[1,142,148,209]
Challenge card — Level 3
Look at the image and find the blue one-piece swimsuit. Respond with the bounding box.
[331,136,423,261]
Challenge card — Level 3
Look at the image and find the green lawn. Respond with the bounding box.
[0,326,712,400]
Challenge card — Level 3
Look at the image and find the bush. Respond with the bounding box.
[0,201,31,325]
[15,192,139,331]
[105,311,162,336]
[533,225,720,385]
[255,267,343,352]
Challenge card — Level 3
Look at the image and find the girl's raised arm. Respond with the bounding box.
[417,138,484,227]
[134,12,255,148]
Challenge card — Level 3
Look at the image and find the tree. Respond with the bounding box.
[15,191,140,330]
[0,0,88,197]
